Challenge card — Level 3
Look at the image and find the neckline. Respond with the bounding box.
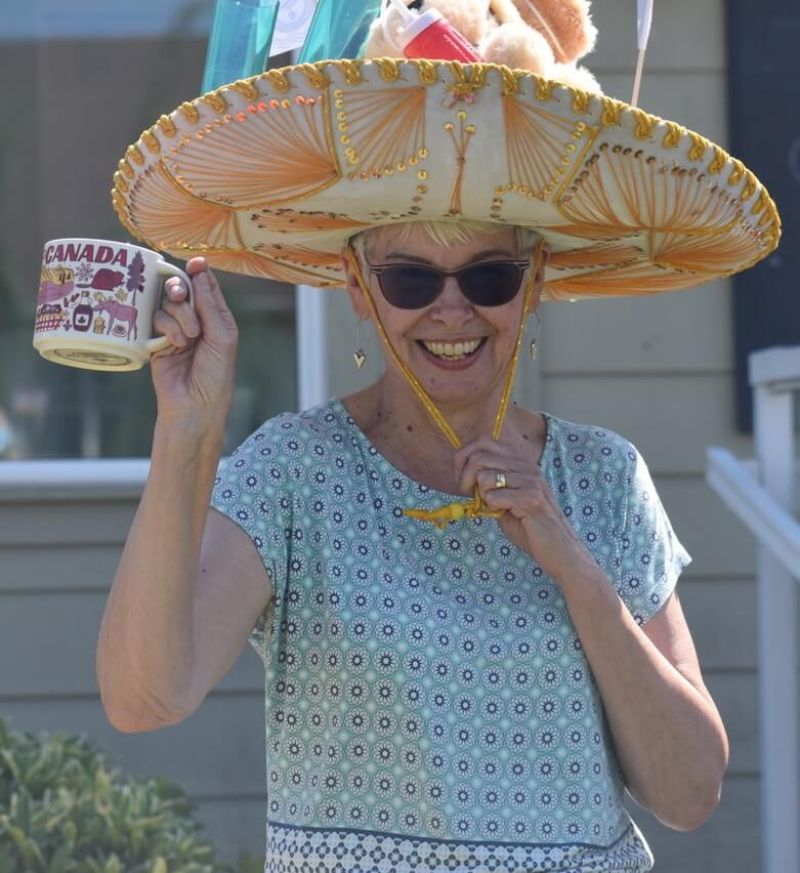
[330,397,556,501]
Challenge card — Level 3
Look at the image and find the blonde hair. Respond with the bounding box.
[349,220,540,261]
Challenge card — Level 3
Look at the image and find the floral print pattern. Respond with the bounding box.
[211,399,690,872]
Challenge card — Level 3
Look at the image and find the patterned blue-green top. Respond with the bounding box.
[211,398,690,873]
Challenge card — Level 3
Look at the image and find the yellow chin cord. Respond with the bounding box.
[344,241,544,529]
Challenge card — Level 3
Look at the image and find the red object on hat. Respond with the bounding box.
[397,9,481,61]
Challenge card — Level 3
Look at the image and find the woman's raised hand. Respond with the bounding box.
[454,434,595,585]
[150,257,239,437]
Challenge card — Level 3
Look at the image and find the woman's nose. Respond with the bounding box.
[430,276,473,319]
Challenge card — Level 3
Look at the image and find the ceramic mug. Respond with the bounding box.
[33,238,192,372]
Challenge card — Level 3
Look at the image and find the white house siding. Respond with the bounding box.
[542,2,762,866]
[0,493,268,862]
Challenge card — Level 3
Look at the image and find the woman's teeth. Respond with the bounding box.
[421,338,483,359]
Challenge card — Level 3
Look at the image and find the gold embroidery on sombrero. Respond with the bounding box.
[688,132,707,162]
[651,224,768,274]
[544,262,705,299]
[117,158,135,181]
[708,145,727,175]
[546,209,778,298]
[184,247,341,285]
[126,162,242,252]
[444,112,475,215]
[156,114,178,138]
[377,57,401,82]
[228,79,259,101]
[179,102,201,124]
[498,66,524,98]
[163,95,340,208]
[631,110,656,141]
[569,87,592,115]
[533,77,555,102]
[728,158,746,186]
[557,145,749,235]
[111,60,780,298]
[490,186,504,220]
[202,91,228,114]
[758,205,778,230]
[502,96,596,202]
[254,243,342,269]
[600,97,624,127]
[339,59,364,85]
[337,86,427,180]
[141,130,161,155]
[662,121,683,149]
[547,243,642,270]
[264,68,291,93]
[251,209,369,234]
[126,144,144,167]
[297,64,332,90]
[445,62,488,105]
[416,59,438,86]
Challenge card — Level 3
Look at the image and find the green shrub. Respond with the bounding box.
[0,718,260,873]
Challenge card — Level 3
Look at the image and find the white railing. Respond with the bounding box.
[706,346,800,873]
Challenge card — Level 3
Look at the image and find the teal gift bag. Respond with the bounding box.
[202,0,281,92]
[297,0,383,63]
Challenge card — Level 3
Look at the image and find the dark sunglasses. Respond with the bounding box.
[366,258,531,310]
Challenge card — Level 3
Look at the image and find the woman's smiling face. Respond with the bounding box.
[344,223,543,413]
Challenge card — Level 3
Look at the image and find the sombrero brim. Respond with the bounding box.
[112,58,780,300]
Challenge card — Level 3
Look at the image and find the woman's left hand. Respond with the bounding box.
[454,434,594,584]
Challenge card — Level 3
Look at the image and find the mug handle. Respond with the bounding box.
[146,261,196,355]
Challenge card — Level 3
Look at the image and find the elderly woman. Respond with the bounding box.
[99,3,779,869]
[98,216,728,870]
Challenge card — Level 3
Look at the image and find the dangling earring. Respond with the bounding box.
[353,318,367,369]
[528,311,541,360]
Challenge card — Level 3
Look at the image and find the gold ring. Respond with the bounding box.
[495,470,507,489]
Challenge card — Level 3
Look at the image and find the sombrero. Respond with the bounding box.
[111,56,780,300]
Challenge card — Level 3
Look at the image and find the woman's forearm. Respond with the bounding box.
[555,558,729,831]
[96,420,224,731]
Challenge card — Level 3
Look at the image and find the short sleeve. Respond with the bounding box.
[615,445,691,625]
[210,416,296,661]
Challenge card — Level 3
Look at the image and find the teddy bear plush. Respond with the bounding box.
[362,0,600,93]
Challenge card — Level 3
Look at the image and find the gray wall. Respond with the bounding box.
[0,483,267,863]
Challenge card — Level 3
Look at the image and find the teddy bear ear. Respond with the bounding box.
[512,0,598,64]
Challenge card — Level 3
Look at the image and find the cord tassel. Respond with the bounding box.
[404,488,504,529]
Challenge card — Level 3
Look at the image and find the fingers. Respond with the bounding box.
[475,466,513,494]
[163,278,200,345]
[155,259,237,349]
[457,447,523,493]
[453,435,498,484]
[454,437,551,523]
[186,259,239,345]
[152,308,191,350]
